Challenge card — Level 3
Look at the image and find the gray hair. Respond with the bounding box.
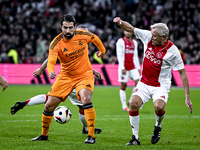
[76,24,88,30]
[150,23,169,39]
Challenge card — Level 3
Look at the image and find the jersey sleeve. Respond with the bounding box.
[90,34,106,54]
[133,39,140,70]
[116,38,125,70]
[134,28,152,45]
[171,45,185,70]
[47,41,59,73]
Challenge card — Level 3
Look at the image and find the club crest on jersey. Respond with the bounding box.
[79,40,83,46]
[156,52,162,58]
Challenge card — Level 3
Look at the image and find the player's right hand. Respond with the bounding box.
[96,51,104,59]
[2,80,8,91]
[49,71,56,79]
[113,17,122,25]
[122,69,127,75]
[33,68,43,77]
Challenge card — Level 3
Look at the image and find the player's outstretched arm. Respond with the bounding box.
[0,75,8,91]
[178,69,193,114]
[33,58,48,77]
[93,70,104,80]
[113,17,135,34]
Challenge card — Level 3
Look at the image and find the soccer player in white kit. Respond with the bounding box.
[116,30,140,111]
[113,17,193,145]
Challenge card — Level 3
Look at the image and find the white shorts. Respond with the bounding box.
[132,81,169,108]
[118,68,140,83]
[68,89,83,106]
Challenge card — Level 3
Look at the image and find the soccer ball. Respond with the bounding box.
[54,106,72,124]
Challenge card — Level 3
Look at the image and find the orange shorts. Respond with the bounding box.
[48,71,94,101]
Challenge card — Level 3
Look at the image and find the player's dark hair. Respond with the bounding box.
[60,14,76,26]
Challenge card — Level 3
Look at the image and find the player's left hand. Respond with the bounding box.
[185,97,193,114]
[33,68,43,77]
[49,71,56,79]
[96,51,104,59]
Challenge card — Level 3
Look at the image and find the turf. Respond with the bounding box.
[0,85,199,150]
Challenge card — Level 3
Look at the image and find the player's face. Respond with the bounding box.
[151,29,163,46]
[61,22,75,39]
[124,30,132,38]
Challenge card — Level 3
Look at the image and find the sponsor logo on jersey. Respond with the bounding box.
[65,47,85,59]
[125,49,134,54]
[145,50,161,64]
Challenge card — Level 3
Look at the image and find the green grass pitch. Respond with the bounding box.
[0,85,199,150]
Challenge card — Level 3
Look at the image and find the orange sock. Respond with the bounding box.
[41,113,53,136]
[84,107,96,138]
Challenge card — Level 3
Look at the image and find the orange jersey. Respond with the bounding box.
[47,30,106,77]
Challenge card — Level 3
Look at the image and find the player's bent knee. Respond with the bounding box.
[81,97,92,105]
[129,100,141,110]
[154,99,166,112]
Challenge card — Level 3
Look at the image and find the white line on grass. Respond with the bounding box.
[1,115,199,122]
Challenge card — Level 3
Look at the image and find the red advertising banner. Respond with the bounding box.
[0,64,200,87]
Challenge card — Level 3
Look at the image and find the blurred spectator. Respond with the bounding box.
[0,0,200,65]
[7,46,18,64]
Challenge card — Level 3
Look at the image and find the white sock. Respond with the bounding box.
[120,89,127,108]
[26,94,47,106]
[79,112,88,131]
[155,111,165,127]
[129,111,139,139]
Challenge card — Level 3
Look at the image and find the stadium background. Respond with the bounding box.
[0,1,200,149]
[0,0,200,86]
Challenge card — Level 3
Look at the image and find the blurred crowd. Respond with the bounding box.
[1,0,200,64]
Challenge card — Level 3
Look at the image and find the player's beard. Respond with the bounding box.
[64,33,74,39]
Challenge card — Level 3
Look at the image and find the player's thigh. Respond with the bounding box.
[76,75,94,104]
[45,96,62,111]
[129,69,140,81]
[48,74,74,100]
[152,87,169,110]
[132,81,151,108]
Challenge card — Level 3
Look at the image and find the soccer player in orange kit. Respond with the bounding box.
[31,14,106,144]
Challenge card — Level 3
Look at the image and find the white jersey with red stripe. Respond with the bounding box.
[116,37,140,71]
[134,28,184,88]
